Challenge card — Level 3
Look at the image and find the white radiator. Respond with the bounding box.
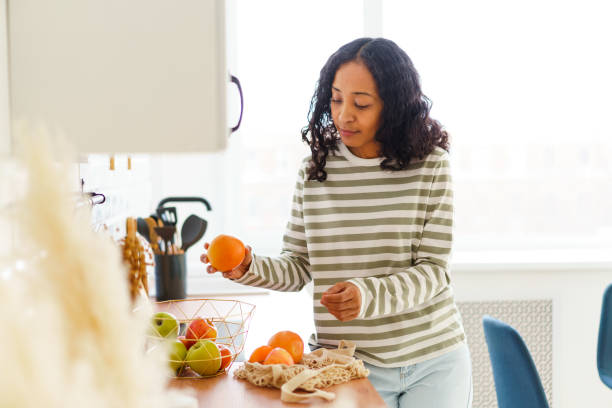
[457,300,553,408]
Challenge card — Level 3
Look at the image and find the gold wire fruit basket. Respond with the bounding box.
[147,298,256,379]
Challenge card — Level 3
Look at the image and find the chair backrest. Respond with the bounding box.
[597,283,612,388]
[482,315,550,408]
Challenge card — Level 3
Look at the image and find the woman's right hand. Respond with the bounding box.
[200,242,253,280]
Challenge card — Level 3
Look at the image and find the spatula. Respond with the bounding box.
[180,214,208,252]
[156,206,177,226]
[154,225,177,255]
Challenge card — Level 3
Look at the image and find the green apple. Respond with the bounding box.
[150,312,179,338]
[168,338,187,372]
[186,339,221,376]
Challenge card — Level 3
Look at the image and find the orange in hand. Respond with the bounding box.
[268,331,304,363]
[207,234,246,272]
[248,345,274,363]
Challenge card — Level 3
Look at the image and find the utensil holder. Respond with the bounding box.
[154,253,187,301]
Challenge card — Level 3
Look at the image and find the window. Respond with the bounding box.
[382,0,612,255]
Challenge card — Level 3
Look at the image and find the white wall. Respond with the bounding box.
[453,262,612,407]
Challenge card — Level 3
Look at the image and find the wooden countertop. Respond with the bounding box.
[169,364,386,408]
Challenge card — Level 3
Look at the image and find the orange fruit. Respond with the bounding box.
[248,345,274,363]
[263,347,294,365]
[218,345,232,371]
[207,234,246,272]
[267,331,304,363]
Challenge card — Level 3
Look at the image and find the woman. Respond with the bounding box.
[201,37,472,407]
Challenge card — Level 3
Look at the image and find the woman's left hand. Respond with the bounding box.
[320,282,361,322]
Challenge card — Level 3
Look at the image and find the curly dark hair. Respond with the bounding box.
[301,37,449,181]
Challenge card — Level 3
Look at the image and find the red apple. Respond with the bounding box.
[178,335,194,350]
[186,317,217,343]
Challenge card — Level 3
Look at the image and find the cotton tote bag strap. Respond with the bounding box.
[279,340,359,402]
[280,368,336,402]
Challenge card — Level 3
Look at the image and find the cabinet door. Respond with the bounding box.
[8,0,229,153]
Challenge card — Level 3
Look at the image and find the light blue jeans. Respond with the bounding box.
[365,343,473,408]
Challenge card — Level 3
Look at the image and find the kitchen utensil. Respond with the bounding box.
[180,214,208,251]
[157,206,178,226]
[154,225,176,255]
[156,196,212,249]
[144,217,160,250]
[156,207,178,245]
[136,217,150,242]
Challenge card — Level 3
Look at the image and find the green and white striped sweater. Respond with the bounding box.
[235,141,466,367]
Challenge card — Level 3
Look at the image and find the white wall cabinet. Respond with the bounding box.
[8,0,238,154]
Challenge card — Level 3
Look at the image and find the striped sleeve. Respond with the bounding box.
[233,163,312,291]
[348,155,453,319]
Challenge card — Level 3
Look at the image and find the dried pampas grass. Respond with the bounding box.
[0,126,194,408]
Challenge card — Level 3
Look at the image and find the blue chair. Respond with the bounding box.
[597,283,612,389]
[482,315,550,408]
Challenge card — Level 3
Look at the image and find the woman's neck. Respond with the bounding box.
[347,143,381,159]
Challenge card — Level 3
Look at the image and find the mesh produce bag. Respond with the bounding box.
[234,340,369,403]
